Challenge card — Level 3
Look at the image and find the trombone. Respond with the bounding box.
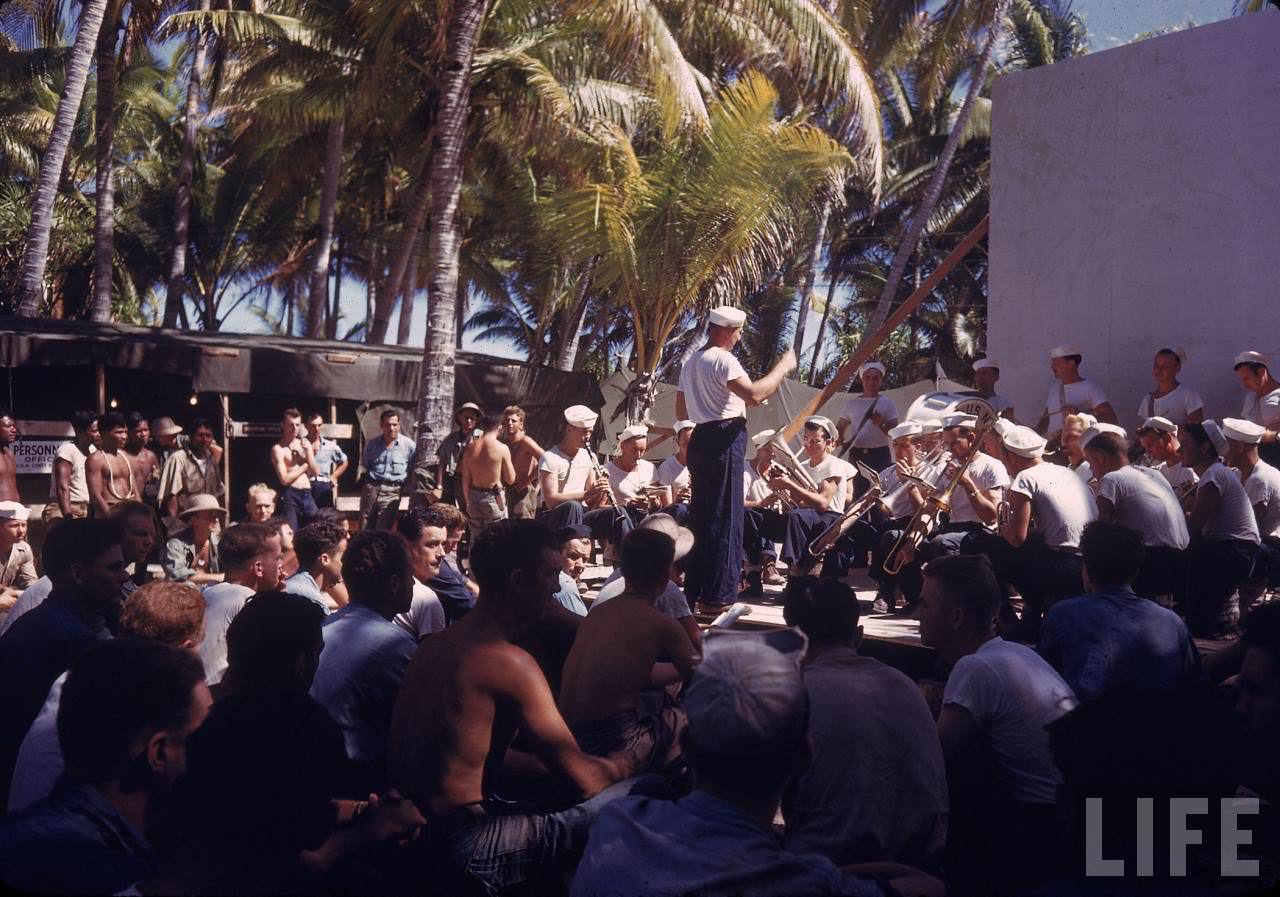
[767,432,821,493]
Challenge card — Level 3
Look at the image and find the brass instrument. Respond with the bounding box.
[767,433,821,494]
[884,399,998,576]
[792,461,882,575]
[879,443,950,512]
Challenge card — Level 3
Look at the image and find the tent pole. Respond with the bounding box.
[95,365,106,414]
[220,393,231,513]
[329,398,338,425]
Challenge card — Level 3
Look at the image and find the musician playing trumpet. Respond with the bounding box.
[868,422,933,613]
[537,404,634,549]
[768,417,854,581]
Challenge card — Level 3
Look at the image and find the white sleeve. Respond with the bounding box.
[1263,393,1280,428]
[661,582,693,619]
[722,352,748,383]
[1089,380,1109,407]
[1009,470,1036,502]
[1184,388,1204,415]
[976,459,1009,491]
[1097,472,1121,506]
[882,398,900,422]
[1245,475,1267,506]
[941,655,998,725]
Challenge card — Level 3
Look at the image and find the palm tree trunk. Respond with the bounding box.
[16,0,111,317]
[90,22,120,323]
[554,257,596,371]
[370,166,431,343]
[414,0,487,479]
[865,0,1010,334]
[396,240,419,345]
[789,205,829,371]
[162,0,211,328]
[808,272,840,385]
[327,236,343,339]
[305,117,344,339]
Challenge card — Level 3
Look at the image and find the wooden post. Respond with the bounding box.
[95,364,106,414]
[780,215,989,443]
[220,393,231,511]
[329,397,338,424]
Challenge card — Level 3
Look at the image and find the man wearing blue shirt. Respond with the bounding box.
[360,409,416,531]
[304,412,349,510]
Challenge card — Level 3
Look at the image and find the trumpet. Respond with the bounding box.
[879,443,950,511]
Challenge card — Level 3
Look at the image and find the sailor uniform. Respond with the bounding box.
[779,454,853,578]
[1186,461,1260,638]
[536,445,634,547]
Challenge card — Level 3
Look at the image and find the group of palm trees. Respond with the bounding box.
[1,0,1267,450]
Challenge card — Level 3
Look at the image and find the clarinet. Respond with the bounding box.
[587,451,624,520]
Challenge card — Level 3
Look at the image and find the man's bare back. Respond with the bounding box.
[461,432,513,491]
[558,592,698,724]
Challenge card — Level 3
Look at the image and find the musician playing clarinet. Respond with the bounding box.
[768,416,852,581]
[536,405,633,550]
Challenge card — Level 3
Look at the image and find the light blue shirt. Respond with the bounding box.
[362,434,416,484]
[310,604,416,766]
[284,570,332,613]
[553,571,588,616]
[311,437,348,483]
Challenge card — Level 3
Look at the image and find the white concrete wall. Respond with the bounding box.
[988,12,1280,430]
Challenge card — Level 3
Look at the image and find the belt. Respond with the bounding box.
[1049,545,1082,556]
[369,478,404,487]
[471,484,502,495]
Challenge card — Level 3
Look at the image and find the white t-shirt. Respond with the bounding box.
[394,580,446,641]
[1243,388,1280,429]
[1096,465,1190,550]
[1157,461,1198,496]
[1074,460,1094,489]
[591,576,693,619]
[1009,462,1098,549]
[744,466,772,504]
[678,347,747,423]
[0,575,52,639]
[1135,384,1203,425]
[984,393,1015,416]
[7,671,66,813]
[606,458,655,503]
[949,452,1009,526]
[1043,378,1109,433]
[49,441,95,503]
[539,445,594,502]
[1245,461,1280,541]
[839,395,899,449]
[655,456,690,492]
[942,637,1078,804]
[1198,462,1261,545]
[198,582,255,685]
[802,454,851,514]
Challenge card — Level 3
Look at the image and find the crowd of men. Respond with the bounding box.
[0,321,1276,896]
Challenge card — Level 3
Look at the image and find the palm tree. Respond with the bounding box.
[16,0,110,316]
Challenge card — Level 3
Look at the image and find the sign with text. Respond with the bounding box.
[229,421,353,439]
[13,439,64,475]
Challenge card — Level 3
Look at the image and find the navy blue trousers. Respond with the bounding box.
[686,418,746,606]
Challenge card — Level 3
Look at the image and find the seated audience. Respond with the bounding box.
[410,502,477,622]
[0,639,211,895]
[572,636,943,897]
[388,519,630,897]
[196,521,283,685]
[1237,602,1280,806]
[553,524,592,615]
[393,508,448,640]
[916,553,1077,896]
[0,500,37,612]
[0,519,127,809]
[592,513,701,650]
[162,494,224,584]
[284,518,348,612]
[781,577,948,871]
[215,591,326,700]
[245,482,277,523]
[559,528,698,774]
[310,530,416,787]
[1038,521,1198,702]
[9,581,205,813]
[112,500,160,593]
[266,515,299,578]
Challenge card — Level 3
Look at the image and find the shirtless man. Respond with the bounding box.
[271,408,319,531]
[559,529,698,774]
[388,519,631,895]
[123,413,160,507]
[85,412,137,517]
[460,415,516,538]
[0,412,19,503]
[499,405,544,519]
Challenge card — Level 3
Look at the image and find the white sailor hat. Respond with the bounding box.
[858,361,886,377]
[674,419,696,434]
[941,412,979,430]
[1201,420,1228,457]
[805,416,837,441]
[972,357,999,371]
[1222,418,1265,445]
[1002,425,1047,459]
[750,429,777,448]
[918,420,943,434]
[1138,416,1177,434]
[1065,412,1097,430]
[1049,345,1082,360]
[993,417,1018,440]
[1080,422,1127,451]
[563,405,598,429]
[1156,346,1187,362]
[0,501,29,521]
[1234,350,1270,369]
[888,422,922,440]
[618,423,648,443]
[708,305,747,328]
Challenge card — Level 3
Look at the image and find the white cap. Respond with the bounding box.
[674,420,696,434]
[0,501,29,521]
[888,422,922,440]
[972,357,999,371]
[993,417,1018,440]
[1050,345,1082,360]
[563,405,598,429]
[684,638,807,756]
[618,423,648,443]
[941,412,978,430]
[805,415,837,441]
[918,420,943,434]
[1065,412,1097,430]
[1222,418,1265,445]
[750,429,777,448]
[1002,425,1047,458]
[858,361,886,377]
[637,512,695,561]
[1156,346,1187,362]
[708,305,747,328]
[1234,350,1270,369]
[1138,416,1177,434]
[1201,420,1228,457]
[1080,422,1127,451]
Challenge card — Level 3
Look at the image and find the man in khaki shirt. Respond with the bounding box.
[0,501,37,614]
[157,418,224,521]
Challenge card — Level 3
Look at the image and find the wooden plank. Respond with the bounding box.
[780,215,990,443]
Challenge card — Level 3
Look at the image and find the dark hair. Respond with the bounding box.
[619,529,675,592]
[379,408,401,423]
[783,576,859,645]
[293,519,347,568]
[306,410,325,424]
[125,411,146,429]
[469,519,557,592]
[282,407,301,420]
[119,582,205,647]
[1080,520,1144,586]
[218,522,277,572]
[226,592,326,689]
[921,553,1001,630]
[0,408,13,421]
[1155,348,1183,366]
[556,525,592,548]
[1060,354,1083,366]
[42,518,123,580]
[1083,431,1127,459]
[396,506,453,542]
[342,530,410,605]
[480,413,502,431]
[1242,601,1280,664]
[1234,361,1268,375]
[109,499,157,528]
[71,410,97,434]
[1183,422,1215,456]
[59,638,205,785]
[97,411,126,432]
[190,417,213,434]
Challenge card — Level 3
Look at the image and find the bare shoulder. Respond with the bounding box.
[472,639,544,692]
[520,435,544,455]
